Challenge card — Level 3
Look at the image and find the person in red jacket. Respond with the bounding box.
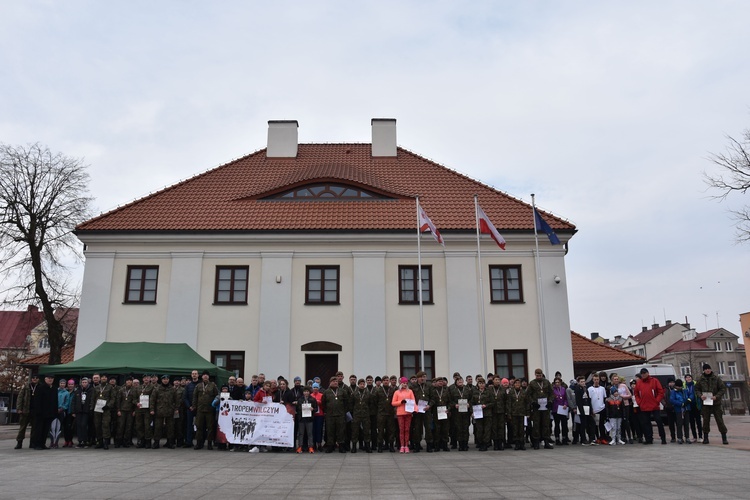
[634,368,666,445]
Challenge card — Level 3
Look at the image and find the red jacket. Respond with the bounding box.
[634,376,664,412]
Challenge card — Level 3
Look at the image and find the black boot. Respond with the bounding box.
[544,440,554,449]
[14,440,22,450]
[365,443,372,453]
[442,441,450,452]
[426,443,433,453]
[95,440,104,449]
[703,434,709,444]
[389,443,395,453]
[194,441,204,450]
[351,443,357,453]
[152,440,160,449]
[722,434,728,445]
[532,440,540,450]
[136,439,144,448]
[207,441,213,450]
[514,442,520,451]
[114,438,121,449]
[499,440,505,451]
[519,441,526,451]
[103,438,110,450]
[377,444,383,453]
[451,440,457,449]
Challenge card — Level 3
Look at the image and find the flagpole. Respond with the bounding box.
[416,197,425,373]
[474,195,488,376]
[531,194,549,375]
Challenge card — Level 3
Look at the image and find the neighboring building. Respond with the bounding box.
[740,311,750,388]
[620,320,689,359]
[73,118,577,382]
[21,346,76,376]
[26,308,79,356]
[0,305,45,354]
[571,331,645,378]
[650,328,748,412]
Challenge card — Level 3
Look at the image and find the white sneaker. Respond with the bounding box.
[617,439,626,445]
[248,446,260,453]
[609,440,616,446]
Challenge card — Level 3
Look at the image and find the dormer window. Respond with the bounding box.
[265,182,390,200]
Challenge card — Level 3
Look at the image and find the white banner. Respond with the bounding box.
[217,401,294,447]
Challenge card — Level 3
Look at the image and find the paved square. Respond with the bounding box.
[2,416,749,499]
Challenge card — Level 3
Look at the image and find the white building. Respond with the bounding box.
[74,119,577,383]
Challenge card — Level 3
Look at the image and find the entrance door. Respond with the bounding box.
[306,354,338,388]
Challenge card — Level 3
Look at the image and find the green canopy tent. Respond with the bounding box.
[38,342,233,385]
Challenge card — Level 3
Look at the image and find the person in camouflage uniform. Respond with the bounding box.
[134,373,155,448]
[93,374,117,449]
[174,378,186,447]
[430,376,451,452]
[471,377,495,451]
[115,376,137,448]
[409,371,434,452]
[526,368,554,449]
[14,374,40,449]
[490,375,508,450]
[449,377,472,451]
[374,376,395,452]
[152,374,178,449]
[350,378,373,453]
[695,363,729,445]
[322,376,350,453]
[508,378,529,450]
[192,370,219,450]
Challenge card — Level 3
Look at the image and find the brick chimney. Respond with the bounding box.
[267,120,298,158]
[371,118,397,157]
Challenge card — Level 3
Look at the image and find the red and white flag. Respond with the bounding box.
[418,203,444,246]
[476,204,506,250]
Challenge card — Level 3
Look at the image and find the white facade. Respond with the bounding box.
[75,231,574,380]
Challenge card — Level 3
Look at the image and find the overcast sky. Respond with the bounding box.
[2,1,749,341]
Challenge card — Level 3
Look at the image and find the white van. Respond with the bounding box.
[606,363,677,388]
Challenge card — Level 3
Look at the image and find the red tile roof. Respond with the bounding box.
[0,306,45,349]
[571,331,646,363]
[630,322,687,345]
[22,345,75,366]
[649,329,731,359]
[77,145,576,233]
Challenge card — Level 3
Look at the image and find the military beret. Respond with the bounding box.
[161,374,170,379]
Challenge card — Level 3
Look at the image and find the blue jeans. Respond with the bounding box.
[185,409,196,445]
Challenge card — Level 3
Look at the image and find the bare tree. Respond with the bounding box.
[0,143,93,365]
[705,127,750,243]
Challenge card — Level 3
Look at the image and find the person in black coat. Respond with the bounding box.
[31,374,58,450]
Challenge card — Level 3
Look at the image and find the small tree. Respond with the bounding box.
[0,143,93,365]
[705,127,750,243]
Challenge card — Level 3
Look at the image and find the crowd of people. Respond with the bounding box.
[13,364,730,452]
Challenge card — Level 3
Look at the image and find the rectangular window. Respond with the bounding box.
[400,351,435,380]
[211,351,245,378]
[306,266,340,304]
[731,387,741,400]
[680,362,690,376]
[125,266,159,303]
[728,361,737,377]
[489,265,523,303]
[398,265,433,304]
[214,266,249,304]
[715,342,722,352]
[494,349,528,380]
[717,361,726,376]
[725,341,733,352]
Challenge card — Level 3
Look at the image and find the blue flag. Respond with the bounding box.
[534,207,561,245]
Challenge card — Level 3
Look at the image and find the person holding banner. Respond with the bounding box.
[392,376,416,454]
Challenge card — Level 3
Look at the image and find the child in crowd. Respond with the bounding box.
[669,379,691,444]
[296,386,318,454]
[605,386,625,445]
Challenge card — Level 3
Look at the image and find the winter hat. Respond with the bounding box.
[675,379,683,388]
[294,376,301,382]
[400,377,408,384]
[702,363,712,371]
[68,379,75,385]
[312,382,320,389]
[610,386,618,395]
[501,378,509,385]
[639,368,649,375]
[220,385,229,391]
